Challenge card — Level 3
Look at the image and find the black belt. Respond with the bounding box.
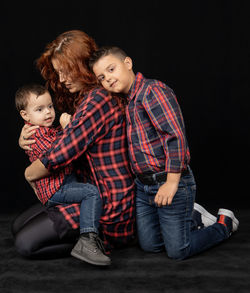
[137,168,189,185]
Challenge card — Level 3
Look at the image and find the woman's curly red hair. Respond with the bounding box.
[36,30,98,114]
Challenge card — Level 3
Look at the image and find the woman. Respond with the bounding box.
[13,30,136,262]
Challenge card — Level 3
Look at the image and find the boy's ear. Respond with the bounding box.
[124,57,133,70]
[20,110,30,122]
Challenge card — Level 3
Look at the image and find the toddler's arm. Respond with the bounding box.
[59,113,72,129]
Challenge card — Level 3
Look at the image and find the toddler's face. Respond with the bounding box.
[93,54,133,94]
[22,92,55,127]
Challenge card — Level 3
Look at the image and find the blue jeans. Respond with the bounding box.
[47,173,102,235]
[136,167,229,260]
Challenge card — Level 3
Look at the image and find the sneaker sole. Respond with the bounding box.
[194,203,217,226]
[218,208,239,232]
[71,250,111,266]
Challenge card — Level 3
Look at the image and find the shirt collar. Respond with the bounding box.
[127,72,145,101]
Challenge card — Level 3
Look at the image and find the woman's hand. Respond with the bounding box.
[59,113,72,129]
[19,124,39,151]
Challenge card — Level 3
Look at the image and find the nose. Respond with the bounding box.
[46,107,51,114]
[58,71,66,82]
[106,74,112,83]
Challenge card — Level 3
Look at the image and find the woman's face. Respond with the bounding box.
[52,58,83,93]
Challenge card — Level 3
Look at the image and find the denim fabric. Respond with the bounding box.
[47,174,102,234]
[135,167,229,260]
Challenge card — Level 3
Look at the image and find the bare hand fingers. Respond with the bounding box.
[24,139,36,145]
[23,125,39,138]
[154,193,163,207]
[24,145,33,151]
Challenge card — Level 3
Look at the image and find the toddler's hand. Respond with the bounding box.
[60,113,72,129]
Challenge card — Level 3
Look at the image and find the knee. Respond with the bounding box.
[14,233,34,258]
[166,246,188,260]
[139,240,163,253]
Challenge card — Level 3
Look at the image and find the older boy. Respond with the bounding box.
[89,46,239,260]
[15,83,110,266]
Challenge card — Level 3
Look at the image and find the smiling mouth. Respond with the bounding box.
[110,81,117,88]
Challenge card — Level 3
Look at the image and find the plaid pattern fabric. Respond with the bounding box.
[41,88,136,246]
[25,126,72,205]
[127,72,190,174]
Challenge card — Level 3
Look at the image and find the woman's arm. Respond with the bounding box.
[40,89,116,172]
[25,159,50,182]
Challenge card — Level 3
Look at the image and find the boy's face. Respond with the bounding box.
[93,54,134,94]
[20,92,55,127]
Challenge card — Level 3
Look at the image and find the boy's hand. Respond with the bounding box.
[19,124,39,151]
[59,113,72,129]
[154,172,181,206]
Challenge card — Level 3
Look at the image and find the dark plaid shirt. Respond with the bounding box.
[41,88,135,247]
[25,125,72,205]
[126,72,190,174]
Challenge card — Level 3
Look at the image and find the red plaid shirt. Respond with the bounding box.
[25,125,72,205]
[41,88,135,246]
[127,72,190,174]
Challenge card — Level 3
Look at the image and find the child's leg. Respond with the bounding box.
[135,179,164,252]
[48,174,102,234]
[158,169,230,260]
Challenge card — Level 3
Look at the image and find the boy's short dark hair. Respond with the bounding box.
[15,83,48,112]
[89,46,128,71]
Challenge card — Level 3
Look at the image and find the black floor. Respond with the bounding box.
[1,208,250,293]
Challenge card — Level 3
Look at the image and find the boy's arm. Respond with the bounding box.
[143,85,188,174]
[154,172,181,206]
[143,85,187,205]
[24,127,52,182]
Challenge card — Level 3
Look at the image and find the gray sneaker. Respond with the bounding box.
[71,233,111,266]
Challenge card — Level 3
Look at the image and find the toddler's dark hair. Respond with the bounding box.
[15,83,48,111]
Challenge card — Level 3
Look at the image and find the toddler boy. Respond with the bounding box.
[15,83,110,265]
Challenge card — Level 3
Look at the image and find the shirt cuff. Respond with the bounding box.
[165,160,186,173]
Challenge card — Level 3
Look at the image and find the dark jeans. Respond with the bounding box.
[47,173,102,234]
[136,167,229,260]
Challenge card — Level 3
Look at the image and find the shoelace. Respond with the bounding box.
[95,235,106,254]
[89,233,106,254]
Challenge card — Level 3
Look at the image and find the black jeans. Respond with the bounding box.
[12,203,78,259]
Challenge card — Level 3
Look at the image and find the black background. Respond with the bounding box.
[1,0,249,212]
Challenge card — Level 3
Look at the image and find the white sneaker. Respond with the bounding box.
[217,209,239,233]
[193,203,217,227]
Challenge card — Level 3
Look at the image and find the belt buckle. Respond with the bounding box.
[155,171,167,183]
